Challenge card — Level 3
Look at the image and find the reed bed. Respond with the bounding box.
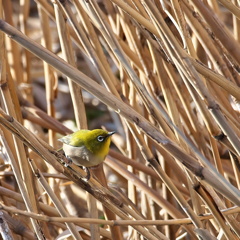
[0,0,240,239]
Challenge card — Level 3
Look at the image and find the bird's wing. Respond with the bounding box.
[58,130,90,146]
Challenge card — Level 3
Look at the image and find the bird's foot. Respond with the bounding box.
[82,167,91,181]
[63,157,91,181]
[64,156,73,167]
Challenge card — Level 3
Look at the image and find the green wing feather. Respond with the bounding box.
[58,130,90,147]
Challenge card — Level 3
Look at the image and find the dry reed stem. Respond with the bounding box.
[0,108,163,239]
[0,1,240,239]
[54,2,87,129]
[54,3,122,237]
[29,158,83,239]
[1,201,240,226]
[0,4,44,238]
[38,4,57,146]
[56,2,123,238]
[0,16,239,234]
[191,0,240,63]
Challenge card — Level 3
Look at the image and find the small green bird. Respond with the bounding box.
[58,129,115,167]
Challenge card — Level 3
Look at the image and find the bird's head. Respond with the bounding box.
[59,129,115,160]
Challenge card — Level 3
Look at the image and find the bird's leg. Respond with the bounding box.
[62,156,73,168]
[75,166,91,181]
[84,167,91,181]
[63,155,91,181]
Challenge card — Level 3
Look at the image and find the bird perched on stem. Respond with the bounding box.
[58,129,115,168]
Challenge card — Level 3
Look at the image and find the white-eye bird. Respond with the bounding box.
[58,129,115,167]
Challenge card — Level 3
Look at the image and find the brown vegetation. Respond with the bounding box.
[0,0,240,239]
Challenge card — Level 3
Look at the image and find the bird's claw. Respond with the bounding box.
[63,156,73,167]
[64,156,91,181]
[82,167,91,181]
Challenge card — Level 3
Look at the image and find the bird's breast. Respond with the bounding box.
[62,144,104,167]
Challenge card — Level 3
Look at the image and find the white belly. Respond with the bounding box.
[62,144,103,167]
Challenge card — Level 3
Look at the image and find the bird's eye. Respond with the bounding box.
[97,135,105,142]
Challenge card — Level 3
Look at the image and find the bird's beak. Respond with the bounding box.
[107,131,115,137]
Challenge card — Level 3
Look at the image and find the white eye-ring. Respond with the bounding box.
[97,135,105,142]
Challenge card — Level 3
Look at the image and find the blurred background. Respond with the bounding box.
[0,0,240,239]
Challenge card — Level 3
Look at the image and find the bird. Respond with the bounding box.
[58,129,115,167]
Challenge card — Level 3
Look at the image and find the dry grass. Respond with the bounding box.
[0,0,240,239]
